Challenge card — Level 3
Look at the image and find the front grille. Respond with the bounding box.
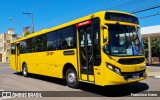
[121,70,145,80]
[118,57,145,65]
[121,69,145,75]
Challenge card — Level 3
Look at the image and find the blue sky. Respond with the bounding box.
[0,0,160,34]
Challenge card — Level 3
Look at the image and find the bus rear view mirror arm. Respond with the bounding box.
[102,24,109,44]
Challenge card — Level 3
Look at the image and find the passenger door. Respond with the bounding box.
[77,20,94,82]
[15,43,20,71]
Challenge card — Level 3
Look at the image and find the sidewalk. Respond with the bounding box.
[147,65,160,77]
[0,62,9,64]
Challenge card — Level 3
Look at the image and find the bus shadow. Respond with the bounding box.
[14,72,149,97]
[78,82,149,97]
[14,72,67,86]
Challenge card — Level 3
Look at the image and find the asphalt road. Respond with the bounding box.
[0,63,160,100]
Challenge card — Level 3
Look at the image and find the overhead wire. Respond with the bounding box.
[50,0,160,27]
[139,11,160,19]
[51,0,127,25]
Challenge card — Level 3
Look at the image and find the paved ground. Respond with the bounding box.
[146,65,160,76]
[0,63,160,100]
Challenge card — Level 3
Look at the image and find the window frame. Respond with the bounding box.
[18,24,77,54]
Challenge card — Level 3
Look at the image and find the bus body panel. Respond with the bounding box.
[19,49,78,78]
[10,55,16,71]
[10,10,147,86]
[94,54,147,86]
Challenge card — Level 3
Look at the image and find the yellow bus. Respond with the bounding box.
[10,10,147,88]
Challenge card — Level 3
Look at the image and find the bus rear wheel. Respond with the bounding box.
[66,68,79,88]
[22,64,28,77]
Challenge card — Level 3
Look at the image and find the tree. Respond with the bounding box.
[143,40,148,58]
[23,26,31,37]
[24,30,31,37]
[151,38,160,61]
[143,38,160,58]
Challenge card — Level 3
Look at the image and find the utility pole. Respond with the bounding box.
[23,12,34,33]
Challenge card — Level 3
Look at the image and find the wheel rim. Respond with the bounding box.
[68,72,76,83]
[23,67,27,75]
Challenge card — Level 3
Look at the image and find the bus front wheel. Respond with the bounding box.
[66,68,79,88]
[22,64,28,77]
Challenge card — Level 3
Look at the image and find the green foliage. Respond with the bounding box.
[24,30,31,37]
[151,38,160,57]
[143,38,160,57]
[143,39,148,58]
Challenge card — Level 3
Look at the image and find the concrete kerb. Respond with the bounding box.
[147,65,160,77]
[147,72,160,77]
[0,62,10,64]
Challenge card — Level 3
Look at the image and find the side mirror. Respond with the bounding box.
[104,28,108,39]
[102,25,108,43]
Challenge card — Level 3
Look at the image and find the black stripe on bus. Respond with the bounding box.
[63,50,75,55]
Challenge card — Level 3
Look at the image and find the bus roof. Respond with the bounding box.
[11,10,136,43]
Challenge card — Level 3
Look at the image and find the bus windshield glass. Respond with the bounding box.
[104,24,144,56]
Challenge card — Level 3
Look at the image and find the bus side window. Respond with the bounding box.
[61,28,68,49]
[26,38,34,53]
[11,43,16,55]
[47,31,57,51]
[35,34,47,52]
[20,41,27,54]
[58,25,76,50]
[57,30,62,50]
[92,22,101,66]
[62,26,76,49]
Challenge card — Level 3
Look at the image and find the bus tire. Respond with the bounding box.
[66,68,79,88]
[22,64,28,77]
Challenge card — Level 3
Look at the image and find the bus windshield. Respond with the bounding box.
[104,24,144,56]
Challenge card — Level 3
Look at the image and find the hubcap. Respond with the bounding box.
[68,73,76,83]
[23,67,27,75]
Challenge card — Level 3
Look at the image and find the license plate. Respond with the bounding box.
[133,74,139,79]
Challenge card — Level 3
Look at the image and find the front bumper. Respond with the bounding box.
[102,68,147,86]
[121,69,146,80]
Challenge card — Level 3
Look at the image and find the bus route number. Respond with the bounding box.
[46,52,54,56]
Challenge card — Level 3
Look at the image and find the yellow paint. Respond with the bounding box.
[10,10,147,86]
[81,74,87,80]
[89,75,94,81]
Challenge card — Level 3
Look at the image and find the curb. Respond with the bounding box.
[147,72,160,77]
[0,62,10,64]
[154,76,160,78]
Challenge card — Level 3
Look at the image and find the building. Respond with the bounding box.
[141,25,160,65]
[0,28,18,62]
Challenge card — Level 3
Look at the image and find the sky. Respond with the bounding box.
[0,0,160,34]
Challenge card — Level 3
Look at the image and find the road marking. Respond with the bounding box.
[154,76,160,79]
[148,72,160,76]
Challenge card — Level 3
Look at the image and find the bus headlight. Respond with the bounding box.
[115,67,121,75]
[106,63,121,75]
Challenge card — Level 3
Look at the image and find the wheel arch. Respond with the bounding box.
[62,63,77,79]
[22,62,27,71]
